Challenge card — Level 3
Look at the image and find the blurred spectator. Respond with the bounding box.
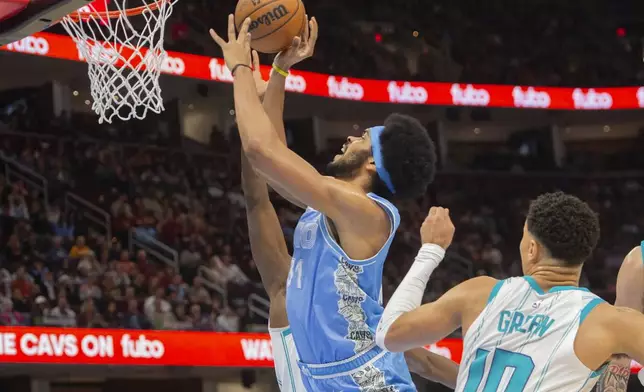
[121,299,150,330]
[0,299,27,326]
[69,236,91,259]
[11,266,33,298]
[188,277,211,305]
[77,299,107,328]
[30,295,50,326]
[103,301,120,328]
[46,236,68,268]
[144,287,171,320]
[48,296,76,326]
[216,306,240,332]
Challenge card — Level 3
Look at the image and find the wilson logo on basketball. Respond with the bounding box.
[5,36,50,56]
[513,86,551,108]
[249,5,290,32]
[572,88,613,110]
[387,81,428,104]
[450,84,490,106]
[208,58,233,82]
[327,76,364,101]
[637,87,644,108]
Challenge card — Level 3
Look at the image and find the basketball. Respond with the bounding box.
[235,0,306,54]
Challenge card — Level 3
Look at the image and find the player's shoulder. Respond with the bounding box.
[580,301,638,333]
[455,276,499,302]
[622,245,644,270]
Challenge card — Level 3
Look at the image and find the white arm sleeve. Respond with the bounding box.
[375,243,445,350]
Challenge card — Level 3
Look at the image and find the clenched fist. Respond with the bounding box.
[420,207,455,249]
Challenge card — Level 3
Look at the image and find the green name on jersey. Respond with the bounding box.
[497,310,554,337]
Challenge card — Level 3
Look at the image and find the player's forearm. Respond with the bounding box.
[233,67,283,159]
[262,73,306,209]
[594,358,630,392]
[241,150,291,298]
[241,150,270,211]
[376,244,445,351]
[404,348,458,389]
[263,71,287,144]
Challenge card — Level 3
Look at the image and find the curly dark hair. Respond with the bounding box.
[526,192,600,266]
[372,113,437,200]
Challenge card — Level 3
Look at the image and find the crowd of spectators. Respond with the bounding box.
[1,110,643,331]
[161,0,644,86]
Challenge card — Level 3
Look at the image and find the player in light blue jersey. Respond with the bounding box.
[377,193,644,392]
[240,32,457,391]
[595,243,644,392]
[211,15,457,391]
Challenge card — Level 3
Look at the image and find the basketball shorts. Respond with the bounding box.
[269,326,306,392]
[297,344,416,391]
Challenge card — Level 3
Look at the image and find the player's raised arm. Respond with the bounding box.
[380,275,497,352]
[376,207,483,352]
[211,16,383,230]
[595,246,644,392]
[240,63,291,305]
[259,17,317,209]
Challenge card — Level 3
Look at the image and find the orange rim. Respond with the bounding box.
[63,0,166,22]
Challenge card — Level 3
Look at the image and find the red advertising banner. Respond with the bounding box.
[0,327,460,368]
[0,327,638,374]
[1,32,644,110]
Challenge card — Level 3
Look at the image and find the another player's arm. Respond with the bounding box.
[404,348,459,389]
[595,246,644,392]
[601,305,644,368]
[379,276,497,352]
[241,149,290,300]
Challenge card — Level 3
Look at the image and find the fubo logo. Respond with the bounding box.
[572,88,613,110]
[387,82,428,104]
[327,76,364,101]
[513,87,551,108]
[450,84,490,106]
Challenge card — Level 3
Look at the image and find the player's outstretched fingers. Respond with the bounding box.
[309,17,319,50]
[252,50,260,69]
[209,29,226,47]
[238,18,252,42]
[227,14,236,41]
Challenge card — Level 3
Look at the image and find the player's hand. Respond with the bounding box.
[210,14,252,73]
[420,207,455,250]
[273,16,318,71]
[252,50,268,99]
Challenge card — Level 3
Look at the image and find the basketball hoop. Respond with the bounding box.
[60,0,177,123]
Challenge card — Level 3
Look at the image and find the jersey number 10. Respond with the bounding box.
[463,348,535,391]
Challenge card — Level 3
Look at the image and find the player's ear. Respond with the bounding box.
[366,156,377,174]
[528,239,540,263]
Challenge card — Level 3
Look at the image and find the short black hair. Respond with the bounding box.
[526,192,600,266]
[372,113,437,200]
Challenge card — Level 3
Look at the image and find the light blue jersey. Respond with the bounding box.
[285,193,415,391]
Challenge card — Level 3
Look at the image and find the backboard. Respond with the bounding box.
[0,0,93,46]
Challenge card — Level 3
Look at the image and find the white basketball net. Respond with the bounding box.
[60,0,176,123]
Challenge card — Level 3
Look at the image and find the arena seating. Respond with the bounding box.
[161,0,644,86]
[0,108,639,331]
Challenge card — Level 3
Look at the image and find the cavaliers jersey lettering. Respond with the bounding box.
[285,193,399,364]
[455,277,606,392]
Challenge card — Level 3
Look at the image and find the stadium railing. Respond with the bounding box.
[129,228,179,270]
[0,151,49,213]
